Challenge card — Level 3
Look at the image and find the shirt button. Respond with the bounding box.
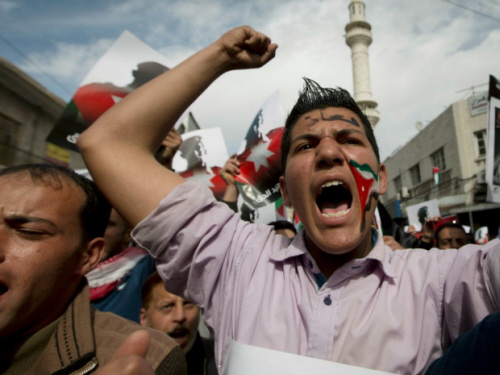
[324,295,332,306]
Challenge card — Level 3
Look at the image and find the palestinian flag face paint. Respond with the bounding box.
[348,160,380,231]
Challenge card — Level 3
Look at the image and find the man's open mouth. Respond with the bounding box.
[316,181,352,218]
[169,328,189,338]
[0,282,7,296]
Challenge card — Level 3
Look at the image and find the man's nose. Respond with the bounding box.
[316,137,344,168]
[172,305,186,322]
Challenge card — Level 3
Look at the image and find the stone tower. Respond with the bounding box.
[345,0,379,127]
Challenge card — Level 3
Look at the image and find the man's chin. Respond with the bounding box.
[169,335,187,350]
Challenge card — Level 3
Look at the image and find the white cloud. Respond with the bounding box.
[0,1,17,13]
[5,0,500,160]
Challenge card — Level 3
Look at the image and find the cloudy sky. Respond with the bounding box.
[1,0,499,161]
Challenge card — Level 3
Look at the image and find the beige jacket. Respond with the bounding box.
[28,282,186,375]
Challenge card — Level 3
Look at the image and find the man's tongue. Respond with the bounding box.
[320,200,350,217]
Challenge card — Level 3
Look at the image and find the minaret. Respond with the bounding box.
[345,0,379,127]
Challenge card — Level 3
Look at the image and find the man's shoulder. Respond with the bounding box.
[93,309,185,372]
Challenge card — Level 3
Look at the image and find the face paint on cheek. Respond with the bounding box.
[348,160,380,224]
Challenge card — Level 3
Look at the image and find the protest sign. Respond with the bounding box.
[47,30,170,151]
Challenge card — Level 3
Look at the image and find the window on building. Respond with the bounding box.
[431,148,446,171]
[394,176,402,194]
[410,163,421,185]
[475,130,487,157]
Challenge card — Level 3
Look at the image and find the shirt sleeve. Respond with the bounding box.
[442,239,500,343]
[131,181,273,337]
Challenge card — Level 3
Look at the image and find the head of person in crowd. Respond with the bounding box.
[102,208,131,261]
[268,220,297,239]
[0,163,110,341]
[435,222,468,250]
[417,206,429,227]
[140,272,200,353]
[278,78,387,275]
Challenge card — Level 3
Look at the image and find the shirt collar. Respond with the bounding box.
[268,228,397,279]
[268,229,310,261]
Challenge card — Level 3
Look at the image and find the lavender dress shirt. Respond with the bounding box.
[132,181,500,375]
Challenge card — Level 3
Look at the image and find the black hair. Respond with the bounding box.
[435,222,466,240]
[0,164,111,242]
[281,78,379,173]
[268,220,297,235]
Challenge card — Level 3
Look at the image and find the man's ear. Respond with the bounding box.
[279,175,291,207]
[122,229,132,248]
[77,237,106,276]
[139,308,148,327]
[378,163,388,196]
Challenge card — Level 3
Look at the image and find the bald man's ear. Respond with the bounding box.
[77,237,106,275]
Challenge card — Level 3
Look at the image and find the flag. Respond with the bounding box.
[432,167,441,185]
[177,112,200,135]
[46,30,170,151]
[173,128,229,200]
[234,91,286,209]
[235,126,283,208]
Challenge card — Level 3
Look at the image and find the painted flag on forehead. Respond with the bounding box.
[234,91,286,209]
[46,30,170,152]
[173,128,229,200]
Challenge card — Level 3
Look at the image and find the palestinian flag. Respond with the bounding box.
[348,160,380,222]
[432,167,441,185]
[46,30,170,151]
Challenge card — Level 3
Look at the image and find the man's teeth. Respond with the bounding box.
[321,208,350,218]
[322,180,343,188]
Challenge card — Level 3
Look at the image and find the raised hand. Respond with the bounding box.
[219,153,241,185]
[216,26,278,70]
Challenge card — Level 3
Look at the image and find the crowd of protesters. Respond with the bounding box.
[2,25,500,375]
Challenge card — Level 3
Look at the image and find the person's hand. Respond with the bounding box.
[94,330,154,375]
[406,225,417,234]
[421,216,441,244]
[383,235,404,251]
[219,153,240,185]
[216,26,278,70]
[160,128,183,169]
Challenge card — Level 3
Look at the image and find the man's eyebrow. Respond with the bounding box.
[291,128,365,144]
[5,214,58,228]
[337,128,365,136]
[290,133,318,144]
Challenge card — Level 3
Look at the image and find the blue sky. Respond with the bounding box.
[1,0,499,160]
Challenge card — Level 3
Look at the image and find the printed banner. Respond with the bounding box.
[234,91,286,209]
[176,112,200,135]
[486,75,500,203]
[46,30,170,151]
[173,128,229,200]
[405,199,441,232]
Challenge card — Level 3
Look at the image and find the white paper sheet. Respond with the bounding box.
[223,339,397,375]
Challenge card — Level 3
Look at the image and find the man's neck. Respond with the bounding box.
[306,230,374,279]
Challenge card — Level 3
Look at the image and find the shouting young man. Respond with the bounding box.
[78,26,500,375]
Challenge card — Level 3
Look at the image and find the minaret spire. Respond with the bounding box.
[345,0,379,127]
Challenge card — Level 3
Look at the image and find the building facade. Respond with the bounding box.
[0,57,85,169]
[381,93,500,235]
